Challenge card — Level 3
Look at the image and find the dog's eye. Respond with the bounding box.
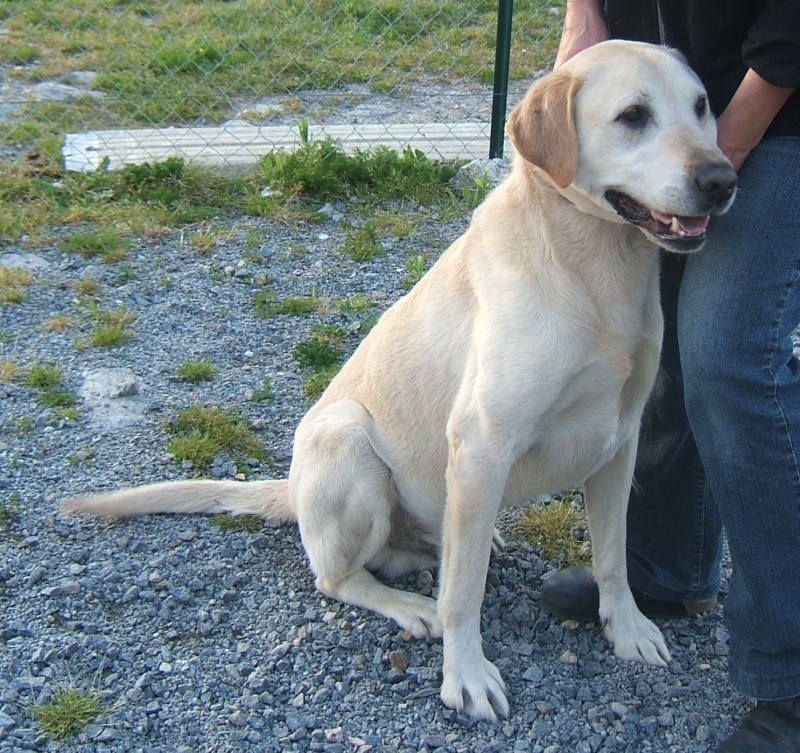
[695,94,708,117]
[617,105,647,125]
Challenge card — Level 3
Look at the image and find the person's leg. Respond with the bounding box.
[626,251,723,603]
[679,136,800,704]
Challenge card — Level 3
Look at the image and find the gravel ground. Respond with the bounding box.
[0,164,749,753]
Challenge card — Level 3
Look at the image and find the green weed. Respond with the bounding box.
[0,492,21,528]
[0,358,24,383]
[210,513,262,533]
[260,138,459,205]
[303,364,342,399]
[32,685,102,740]
[176,359,216,383]
[293,337,344,371]
[253,291,324,318]
[0,265,33,306]
[462,174,492,209]
[251,377,275,402]
[513,491,591,567]
[80,303,135,348]
[24,362,62,388]
[58,228,130,263]
[402,253,429,289]
[37,387,77,408]
[342,221,382,261]
[166,405,266,470]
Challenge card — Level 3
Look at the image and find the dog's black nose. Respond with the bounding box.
[696,162,737,203]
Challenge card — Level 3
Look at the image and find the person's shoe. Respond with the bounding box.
[717,698,800,752]
[540,565,718,621]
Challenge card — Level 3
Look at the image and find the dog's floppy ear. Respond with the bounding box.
[506,70,582,188]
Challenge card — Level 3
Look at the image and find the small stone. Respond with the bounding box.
[229,710,247,726]
[388,649,408,671]
[522,665,543,683]
[325,727,344,743]
[610,702,629,717]
[559,650,578,664]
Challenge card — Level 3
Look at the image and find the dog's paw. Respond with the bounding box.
[440,656,509,722]
[393,592,443,641]
[603,608,670,667]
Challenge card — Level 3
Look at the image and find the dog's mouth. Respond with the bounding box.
[605,190,710,247]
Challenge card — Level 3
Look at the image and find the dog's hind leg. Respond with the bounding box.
[291,400,442,640]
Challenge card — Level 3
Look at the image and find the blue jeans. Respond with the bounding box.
[626,136,800,701]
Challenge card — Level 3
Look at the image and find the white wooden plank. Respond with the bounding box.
[62,122,503,172]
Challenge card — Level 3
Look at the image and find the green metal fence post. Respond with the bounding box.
[489,0,514,159]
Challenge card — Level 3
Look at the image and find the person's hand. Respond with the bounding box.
[716,69,794,171]
[555,0,609,68]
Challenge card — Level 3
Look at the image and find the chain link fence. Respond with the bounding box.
[0,0,564,171]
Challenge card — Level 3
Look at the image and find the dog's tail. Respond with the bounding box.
[61,479,296,526]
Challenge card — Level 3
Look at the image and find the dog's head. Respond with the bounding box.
[507,40,737,253]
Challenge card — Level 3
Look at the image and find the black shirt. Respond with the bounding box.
[603,0,800,137]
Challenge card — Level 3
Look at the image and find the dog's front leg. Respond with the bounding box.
[584,438,670,666]
[438,435,510,722]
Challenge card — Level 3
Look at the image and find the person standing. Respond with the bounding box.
[540,2,800,750]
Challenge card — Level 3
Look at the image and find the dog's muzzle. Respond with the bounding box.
[605,162,737,253]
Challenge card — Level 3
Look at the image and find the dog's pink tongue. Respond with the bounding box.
[651,210,710,235]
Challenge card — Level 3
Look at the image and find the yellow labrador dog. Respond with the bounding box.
[64,41,737,721]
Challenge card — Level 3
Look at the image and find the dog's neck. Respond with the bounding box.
[508,161,658,263]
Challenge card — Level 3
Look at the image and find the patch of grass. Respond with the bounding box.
[462,174,492,209]
[0,265,33,306]
[303,364,342,399]
[0,358,24,383]
[54,406,81,422]
[293,331,346,399]
[189,229,218,254]
[166,405,267,470]
[80,303,135,348]
[24,362,62,388]
[341,221,383,262]
[261,135,460,205]
[253,291,324,318]
[251,377,274,402]
[0,155,249,245]
[336,294,381,338]
[32,684,102,740]
[44,314,78,331]
[58,228,130,263]
[337,294,375,315]
[402,253,430,289]
[37,387,77,408]
[112,264,138,287]
[0,492,21,528]
[87,324,131,348]
[293,337,344,371]
[0,288,25,305]
[513,491,591,567]
[71,278,102,298]
[15,415,34,434]
[210,513,262,533]
[311,323,349,344]
[176,359,216,383]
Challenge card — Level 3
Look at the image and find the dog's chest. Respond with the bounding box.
[501,357,644,505]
